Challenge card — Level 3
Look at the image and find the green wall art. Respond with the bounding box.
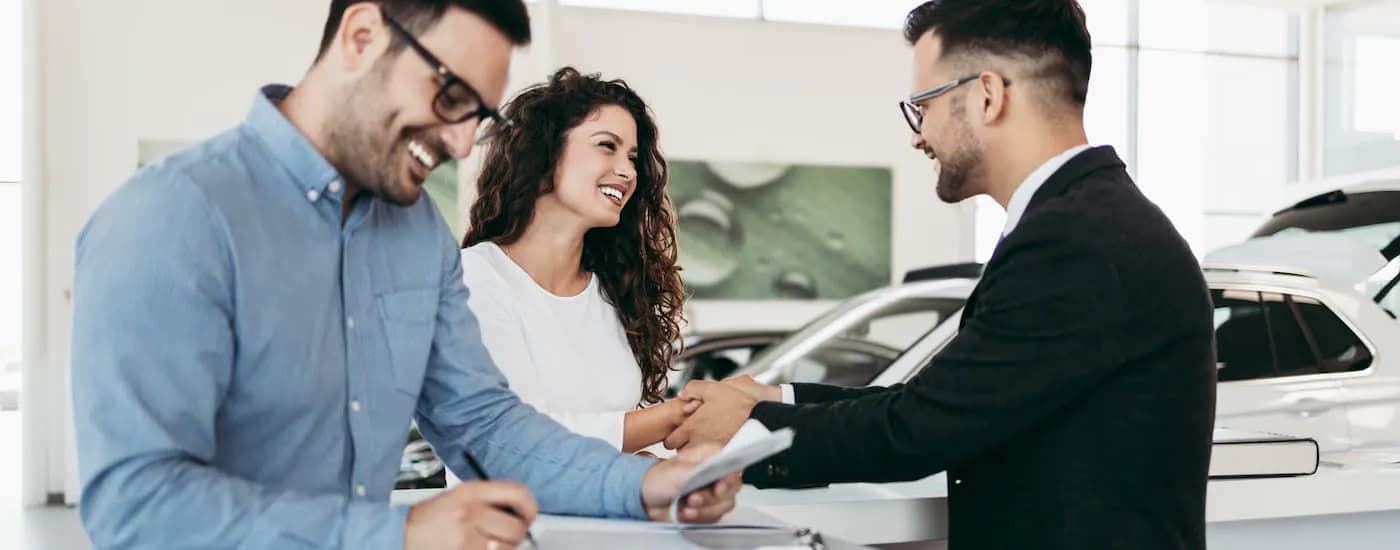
[668,160,893,301]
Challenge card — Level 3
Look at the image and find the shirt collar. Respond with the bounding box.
[1001,143,1092,237]
[244,84,346,204]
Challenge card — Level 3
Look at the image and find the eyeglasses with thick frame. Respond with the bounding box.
[380,9,511,134]
[898,74,1012,134]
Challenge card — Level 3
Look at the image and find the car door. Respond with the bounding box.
[1213,287,1358,452]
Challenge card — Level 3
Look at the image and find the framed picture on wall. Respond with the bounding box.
[669,159,893,301]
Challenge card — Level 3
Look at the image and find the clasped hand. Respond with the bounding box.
[663,375,778,450]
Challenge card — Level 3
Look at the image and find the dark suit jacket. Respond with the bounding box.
[745,146,1217,550]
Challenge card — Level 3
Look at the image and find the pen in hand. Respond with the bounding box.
[462,450,539,548]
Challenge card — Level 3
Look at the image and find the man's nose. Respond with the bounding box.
[910,133,930,151]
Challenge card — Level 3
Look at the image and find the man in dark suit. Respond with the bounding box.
[664,1,1218,548]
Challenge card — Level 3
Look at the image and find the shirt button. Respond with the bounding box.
[954,478,963,485]
[306,189,320,202]
[350,400,361,412]
[328,180,342,193]
[356,484,366,497]
[346,317,355,330]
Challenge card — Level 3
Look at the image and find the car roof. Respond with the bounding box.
[866,264,1363,305]
[870,277,979,300]
[1281,171,1400,206]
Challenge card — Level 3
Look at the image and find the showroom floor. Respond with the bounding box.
[1,411,90,550]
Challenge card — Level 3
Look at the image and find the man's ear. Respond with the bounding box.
[332,2,392,75]
[978,72,1010,125]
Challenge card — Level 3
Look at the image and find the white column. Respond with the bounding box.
[19,0,49,507]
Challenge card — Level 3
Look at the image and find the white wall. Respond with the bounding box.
[25,1,965,499]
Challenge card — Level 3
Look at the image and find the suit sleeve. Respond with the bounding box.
[745,233,1125,487]
[789,382,898,404]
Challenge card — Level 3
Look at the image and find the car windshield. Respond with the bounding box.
[1253,190,1400,316]
[1253,190,1400,249]
[738,285,967,387]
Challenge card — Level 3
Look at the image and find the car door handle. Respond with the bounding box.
[1291,397,1335,417]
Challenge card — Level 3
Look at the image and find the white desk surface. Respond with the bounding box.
[736,463,1400,522]
[394,462,1400,547]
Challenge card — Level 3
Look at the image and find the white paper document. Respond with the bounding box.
[530,510,825,549]
[668,419,794,522]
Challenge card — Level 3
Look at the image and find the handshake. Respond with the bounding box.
[401,376,780,550]
[661,375,782,451]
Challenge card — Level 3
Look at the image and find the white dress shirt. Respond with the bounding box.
[1001,144,1092,237]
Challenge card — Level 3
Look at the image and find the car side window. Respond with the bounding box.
[1270,293,1373,376]
[1213,290,1277,382]
[1213,289,1373,382]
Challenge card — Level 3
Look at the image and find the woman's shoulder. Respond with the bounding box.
[460,242,514,299]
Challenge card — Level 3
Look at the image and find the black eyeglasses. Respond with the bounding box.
[381,9,511,132]
[898,74,1012,134]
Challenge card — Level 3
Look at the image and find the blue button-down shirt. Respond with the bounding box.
[71,85,652,549]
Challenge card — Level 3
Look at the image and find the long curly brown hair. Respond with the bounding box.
[463,67,685,405]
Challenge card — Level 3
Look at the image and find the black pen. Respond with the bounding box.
[462,450,539,548]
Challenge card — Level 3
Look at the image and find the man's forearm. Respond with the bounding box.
[80,455,406,549]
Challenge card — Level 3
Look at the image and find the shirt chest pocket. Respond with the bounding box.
[378,288,437,397]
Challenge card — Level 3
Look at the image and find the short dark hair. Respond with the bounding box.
[903,0,1092,109]
[315,0,531,61]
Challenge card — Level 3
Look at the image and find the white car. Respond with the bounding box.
[738,186,1400,454]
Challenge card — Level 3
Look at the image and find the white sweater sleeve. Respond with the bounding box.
[460,258,628,450]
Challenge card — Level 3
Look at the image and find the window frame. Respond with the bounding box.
[1212,281,1378,385]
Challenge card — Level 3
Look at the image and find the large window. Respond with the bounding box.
[1136,0,1298,257]
[1323,0,1400,177]
[976,0,1299,260]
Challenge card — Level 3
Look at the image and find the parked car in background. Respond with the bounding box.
[393,182,1400,487]
[670,263,982,396]
[734,276,975,389]
[1251,180,1400,315]
[740,234,1400,454]
[666,331,788,396]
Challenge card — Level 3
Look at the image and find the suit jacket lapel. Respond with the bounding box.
[957,146,1127,330]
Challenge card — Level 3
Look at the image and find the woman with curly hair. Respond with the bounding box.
[459,67,690,455]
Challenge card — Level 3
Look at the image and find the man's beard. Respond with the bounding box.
[933,112,983,204]
[324,66,420,207]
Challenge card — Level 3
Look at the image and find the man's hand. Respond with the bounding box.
[405,481,538,550]
[722,374,781,402]
[641,443,743,522]
[664,380,756,450]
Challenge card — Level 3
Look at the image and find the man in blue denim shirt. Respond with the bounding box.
[70,2,739,549]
